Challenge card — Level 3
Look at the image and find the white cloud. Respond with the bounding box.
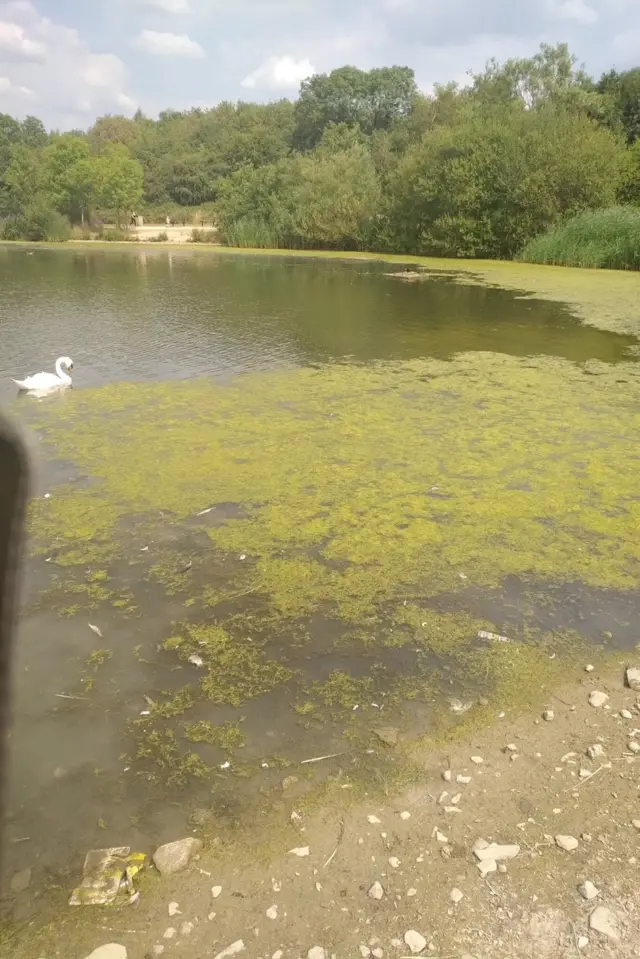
[132,0,191,11]
[242,55,315,89]
[0,18,46,59]
[0,1,136,126]
[552,0,598,25]
[0,74,33,96]
[136,29,205,57]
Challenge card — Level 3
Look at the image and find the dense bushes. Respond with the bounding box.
[519,207,640,269]
[1,202,71,242]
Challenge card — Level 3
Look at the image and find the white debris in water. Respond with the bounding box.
[88,623,103,638]
[188,655,204,668]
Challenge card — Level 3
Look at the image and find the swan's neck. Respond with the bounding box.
[55,359,72,383]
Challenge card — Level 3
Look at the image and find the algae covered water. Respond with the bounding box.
[1,246,639,888]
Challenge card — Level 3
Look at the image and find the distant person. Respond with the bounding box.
[166,216,171,227]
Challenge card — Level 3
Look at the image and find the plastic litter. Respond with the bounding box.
[70,847,147,906]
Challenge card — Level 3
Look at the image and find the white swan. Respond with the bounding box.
[13,356,74,393]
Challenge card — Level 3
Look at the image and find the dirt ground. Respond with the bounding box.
[5,655,640,959]
[131,225,213,244]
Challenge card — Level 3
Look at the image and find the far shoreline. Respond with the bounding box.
[3,239,639,337]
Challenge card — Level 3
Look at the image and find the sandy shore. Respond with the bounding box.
[7,656,640,958]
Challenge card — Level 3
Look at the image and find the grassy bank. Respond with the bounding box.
[519,206,640,270]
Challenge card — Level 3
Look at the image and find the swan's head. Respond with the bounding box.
[60,356,74,372]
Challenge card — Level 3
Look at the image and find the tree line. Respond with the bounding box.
[1,43,639,257]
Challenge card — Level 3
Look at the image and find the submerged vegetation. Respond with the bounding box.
[25,352,640,788]
[1,44,639,261]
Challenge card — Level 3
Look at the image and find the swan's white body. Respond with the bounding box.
[13,356,74,393]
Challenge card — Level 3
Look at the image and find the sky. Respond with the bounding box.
[0,0,638,130]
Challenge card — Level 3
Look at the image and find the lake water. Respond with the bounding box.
[1,246,639,898]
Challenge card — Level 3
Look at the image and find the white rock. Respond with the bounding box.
[620,709,633,719]
[585,665,594,673]
[360,947,372,958]
[289,846,310,857]
[367,815,382,824]
[407,887,417,897]
[543,710,554,722]
[451,793,462,805]
[442,770,452,782]
[589,906,622,942]
[586,744,605,760]
[266,905,278,920]
[588,690,609,708]
[400,811,411,821]
[477,859,497,877]
[163,929,176,940]
[456,775,472,784]
[84,948,127,959]
[213,943,245,959]
[435,831,448,843]
[470,755,484,764]
[368,881,385,900]
[180,922,194,936]
[437,791,450,805]
[372,949,384,958]
[473,840,520,862]
[404,931,427,954]
[450,887,464,903]
[388,857,401,869]
[625,666,640,691]
[628,740,640,754]
[168,902,181,917]
[555,835,579,852]
[153,838,202,876]
[307,949,327,959]
[577,937,589,949]
[632,820,640,830]
[211,885,223,899]
[272,952,284,959]
[578,881,599,901]
[152,948,165,957]
[444,806,461,814]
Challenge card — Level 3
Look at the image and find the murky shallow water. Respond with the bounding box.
[1,247,639,893]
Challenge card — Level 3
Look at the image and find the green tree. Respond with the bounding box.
[43,135,92,218]
[96,145,144,226]
[597,68,640,143]
[388,101,626,258]
[21,116,48,149]
[294,66,417,149]
[3,144,45,214]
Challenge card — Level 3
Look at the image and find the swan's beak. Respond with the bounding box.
[69,364,74,371]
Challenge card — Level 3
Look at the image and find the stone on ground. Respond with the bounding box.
[473,840,520,861]
[555,834,579,852]
[374,726,399,746]
[153,838,202,876]
[213,942,245,959]
[588,690,609,708]
[450,887,464,903]
[578,881,599,900]
[404,930,428,954]
[84,947,127,959]
[307,949,327,959]
[586,744,605,760]
[368,881,385,900]
[589,906,622,942]
[625,666,640,691]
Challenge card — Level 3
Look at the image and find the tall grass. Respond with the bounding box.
[519,206,640,270]
[221,216,282,249]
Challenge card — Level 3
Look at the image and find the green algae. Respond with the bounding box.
[182,719,246,751]
[23,350,640,797]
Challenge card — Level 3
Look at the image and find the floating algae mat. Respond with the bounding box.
[23,352,640,803]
